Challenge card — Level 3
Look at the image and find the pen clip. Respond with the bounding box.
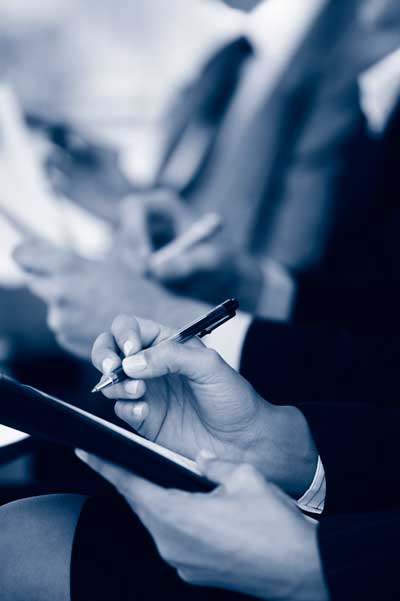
[198,313,235,338]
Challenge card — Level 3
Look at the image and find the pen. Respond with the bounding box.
[148,212,222,272]
[91,298,239,394]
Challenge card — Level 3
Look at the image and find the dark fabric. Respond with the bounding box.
[319,510,400,601]
[239,100,400,403]
[298,403,400,514]
[292,99,400,332]
[71,495,249,601]
[240,319,400,406]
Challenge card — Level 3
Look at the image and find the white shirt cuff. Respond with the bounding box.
[205,310,252,370]
[297,456,326,515]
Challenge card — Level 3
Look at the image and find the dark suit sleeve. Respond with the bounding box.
[240,319,400,405]
[318,511,400,601]
[298,403,400,513]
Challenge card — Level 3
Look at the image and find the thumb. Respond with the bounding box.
[196,451,238,485]
[197,451,268,495]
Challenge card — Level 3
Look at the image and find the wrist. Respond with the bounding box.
[243,403,318,498]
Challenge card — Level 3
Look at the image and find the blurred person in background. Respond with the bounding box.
[0,0,232,488]
[13,0,400,363]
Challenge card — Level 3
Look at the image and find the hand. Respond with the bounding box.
[77,451,329,601]
[117,193,263,311]
[92,315,318,497]
[150,239,264,311]
[13,238,206,359]
[116,189,197,265]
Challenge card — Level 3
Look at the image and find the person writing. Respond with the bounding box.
[3,313,400,599]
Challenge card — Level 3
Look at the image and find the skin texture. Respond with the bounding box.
[77,451,329,601]
[91,314,318,498]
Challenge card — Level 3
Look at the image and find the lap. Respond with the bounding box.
[71,494,249,601]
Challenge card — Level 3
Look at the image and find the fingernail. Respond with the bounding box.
[132,403,149,420]
[124,380,140,395]
[123,353,147,372]
[102,357,120,374]
[124,340,135,357]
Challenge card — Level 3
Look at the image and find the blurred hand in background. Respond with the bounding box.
[12,236,206,359]
[118,191,263,310]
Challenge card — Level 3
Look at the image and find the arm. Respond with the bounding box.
[299,403,400,514]
[240,318,400,405]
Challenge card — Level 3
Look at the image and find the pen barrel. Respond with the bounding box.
[149,213,222,269]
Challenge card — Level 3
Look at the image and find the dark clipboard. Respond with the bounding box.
[0,373,215,493]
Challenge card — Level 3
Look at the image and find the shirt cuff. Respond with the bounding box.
[297,456,326,515]
[256,259,296,321]
[205,311,252,370]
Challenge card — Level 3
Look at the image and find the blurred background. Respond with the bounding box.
[0,0,241,179]
[0,0,242,498]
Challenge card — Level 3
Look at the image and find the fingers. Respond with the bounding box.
[92,315,175,375]
[122,337,215,383]
[150,243,221,282]
[110,314,166,357]
[110,314,142,357]
[91,332,121,374]
[114,399,149,426]
[197,452,268,496]
[13,239,73,276]
[92,315,175,400]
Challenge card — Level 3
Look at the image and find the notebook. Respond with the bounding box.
[0,373,214,493]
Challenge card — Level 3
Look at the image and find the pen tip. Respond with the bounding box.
[91,376,113,394]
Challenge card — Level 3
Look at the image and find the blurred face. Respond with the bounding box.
[214,0,263,12]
